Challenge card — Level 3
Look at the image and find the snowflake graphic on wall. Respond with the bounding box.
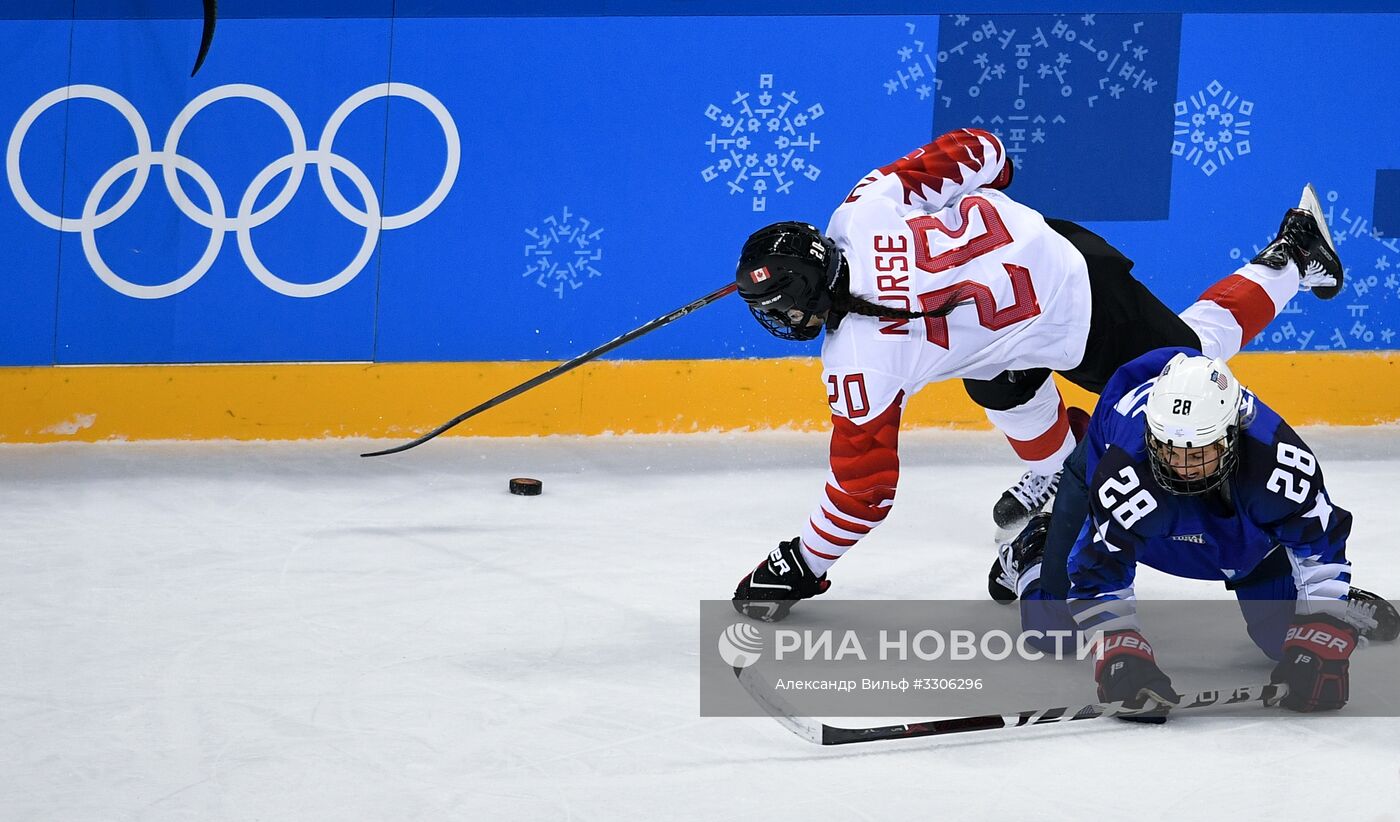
[1172,80,1254,176]
[925,13,1179,220]
[701,74,825,212]
[1229,189,1398,350]
[931,14,1169,170]
[523,207,603,300]
[885,22,938,100]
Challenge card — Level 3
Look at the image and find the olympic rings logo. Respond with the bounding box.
[5,83,459,299]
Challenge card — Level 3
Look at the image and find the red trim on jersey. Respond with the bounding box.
[822,508,873,535]
[808,519,859,548]
[823,483,883,523]
[1199,274,1275,342]
[877,129,1005,205]
[804,542,843,561]
[1006,400,1071,462]
[824,393,904,522]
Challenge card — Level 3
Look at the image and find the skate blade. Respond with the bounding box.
[1298,182,1337,255]
[993,524,1022,545]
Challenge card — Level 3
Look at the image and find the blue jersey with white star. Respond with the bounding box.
[1068,347,1353,632]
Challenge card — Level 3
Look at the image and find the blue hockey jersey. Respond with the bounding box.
[1067,347,1353,633]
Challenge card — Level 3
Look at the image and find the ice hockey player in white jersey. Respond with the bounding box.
[731,127,1345,622]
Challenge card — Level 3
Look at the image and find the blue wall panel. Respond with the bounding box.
[374,15,938,362]
[0,20,72,366]
[934,13,1181,221]
[1134,14,1400,351]
[47,18,392,364]
[1,7,1399,365]
[1377,170,1400,241]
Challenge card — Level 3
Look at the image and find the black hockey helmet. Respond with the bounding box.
[735,221,845,341]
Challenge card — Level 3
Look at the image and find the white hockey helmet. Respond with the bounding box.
[1144,353,1245,495]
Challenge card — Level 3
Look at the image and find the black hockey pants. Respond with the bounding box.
[963,219,1203,412]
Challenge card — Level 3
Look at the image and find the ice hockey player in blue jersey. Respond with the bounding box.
[989,347,1398,720]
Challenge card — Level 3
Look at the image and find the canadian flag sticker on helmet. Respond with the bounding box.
[750,267,771,283]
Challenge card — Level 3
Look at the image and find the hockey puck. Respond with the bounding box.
[509,477,543,496]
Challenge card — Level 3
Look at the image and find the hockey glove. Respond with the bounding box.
[733,538,830,623]
[1270,613,1357,712]
[1094,630,1181,724]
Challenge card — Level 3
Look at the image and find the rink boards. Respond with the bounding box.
[0,351,1394,442]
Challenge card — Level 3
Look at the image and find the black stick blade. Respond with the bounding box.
[191,0,217,76]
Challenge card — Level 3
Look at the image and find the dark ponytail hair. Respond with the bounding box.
[833,290,968,321]
[821,256,970,332]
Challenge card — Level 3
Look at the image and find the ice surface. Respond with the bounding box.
[2,428,1398,821]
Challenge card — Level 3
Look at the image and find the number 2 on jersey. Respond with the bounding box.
[827,373,870,418]
[1099,466,1158,529]
[1266,441,1316,503]
[906,196,1042,349]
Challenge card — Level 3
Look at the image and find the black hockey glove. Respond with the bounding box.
[733,538,830,623]
[1270,613,1357,712]
[1094,630,1181,724]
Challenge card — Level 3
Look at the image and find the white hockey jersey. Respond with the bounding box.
[821,130,1092,423]
[799,129,1093,567]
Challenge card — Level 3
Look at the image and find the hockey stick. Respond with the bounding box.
[360,282,738,457]
[735,666,1286,746]
[191,0,217,77]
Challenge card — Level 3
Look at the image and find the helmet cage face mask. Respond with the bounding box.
[736,222,842,342]
[1145,426,1240,495]
[747,302,825,341]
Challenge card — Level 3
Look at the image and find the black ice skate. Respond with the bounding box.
[992,469,1059,533]
[733,538,831,623]
[992,407,1088,534]
[1347,586,1400,643]
[988,512,1050,604]
[1251,183,1344,300]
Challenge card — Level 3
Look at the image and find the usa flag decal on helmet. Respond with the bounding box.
[1211,370,1229,390]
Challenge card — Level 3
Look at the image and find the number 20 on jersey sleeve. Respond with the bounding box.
[827,373,870,419]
